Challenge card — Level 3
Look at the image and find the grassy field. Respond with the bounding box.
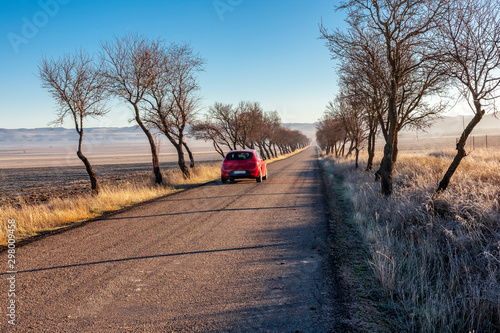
[320,148,500,332]
[0,148,307,246]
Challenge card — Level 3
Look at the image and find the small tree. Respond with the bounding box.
[325,0,449,195]
[39,50,109,194]
[433,0,500,195]
[334,91,367,169]
[208,102,242,151]
[144,42,204,178]
[338,54,383,171]
[190,118,226,158]
[265,111,281,158]
[101,34,163,184]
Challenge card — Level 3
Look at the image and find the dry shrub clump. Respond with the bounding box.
[323,149,500,332]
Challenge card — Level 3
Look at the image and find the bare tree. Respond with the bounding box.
[208,102,242,151]
[255,112,275,160]
[39,50,109,194]
[195,101,308,158]
[265,111,281,158]
[325,0,449,195]
[319,100,355,158]
[316,115,338,155]
[101,34,163,184]
[433,0,500,195]
[144,42,204,178]
[236,101,261,149]
[190,118,226,158]
[335,90,367,169]
[338,51,383,170]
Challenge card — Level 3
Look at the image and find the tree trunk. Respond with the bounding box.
[346,140,355,157]
[340,139,347,156]
[175,144,190,179]
[379,145,393,196]
[265,143,275,158]
[434,105,484,194]
[77,150,100,195]
[277,145,284,155]
[213,141,225,158]
[261,143,271,160]
[354,138,359,169]
[366,128,376,171]
[159,127,190,178]
[355,148,360,169]
[392,134,399,163]
[183,141,195,168]
[257,144,266,159]
[133,105,163,185]
[380,124,397,196]
[379,73,400,196]
[76,131,99,195]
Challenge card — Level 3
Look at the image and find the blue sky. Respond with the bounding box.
[0,0,345,129]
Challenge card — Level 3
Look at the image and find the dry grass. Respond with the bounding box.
[0,184,173,243]
[321,148,500,332]
[163,162,221,186]
[0,149,305,246]
[0,163,221,246]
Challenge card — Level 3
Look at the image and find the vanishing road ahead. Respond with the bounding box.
[1,147,336,332]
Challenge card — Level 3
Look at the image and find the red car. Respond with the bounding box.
[221,150,268,183]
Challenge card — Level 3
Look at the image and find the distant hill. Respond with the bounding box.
[0,124,318,148]
[0,127,148,148]
[400,114,500,138]
[282,123,317,139]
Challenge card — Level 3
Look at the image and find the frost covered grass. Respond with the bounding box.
[321,148,500,332]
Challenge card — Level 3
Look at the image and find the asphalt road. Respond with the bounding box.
[1,147,336,332]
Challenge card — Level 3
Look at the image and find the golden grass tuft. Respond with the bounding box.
[163,162,221,186]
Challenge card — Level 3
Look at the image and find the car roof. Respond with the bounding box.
[227,149,256,153]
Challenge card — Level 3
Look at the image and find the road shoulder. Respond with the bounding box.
[317,149,393,332]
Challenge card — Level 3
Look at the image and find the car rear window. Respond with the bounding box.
[226,152,254,160]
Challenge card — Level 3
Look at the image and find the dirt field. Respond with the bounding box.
[0,141,222,206]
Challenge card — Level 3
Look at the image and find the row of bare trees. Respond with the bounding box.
[318,0,500,197]
[39,34,309,194]
[40,34,203,193]
[191,101,310,159]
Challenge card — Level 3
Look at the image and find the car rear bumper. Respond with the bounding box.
[222,169,259,179]
[229,170,252,178]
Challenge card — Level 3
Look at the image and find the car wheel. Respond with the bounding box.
[256,169,263,183]
[263,168,268,180]
[221,177,228,184]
